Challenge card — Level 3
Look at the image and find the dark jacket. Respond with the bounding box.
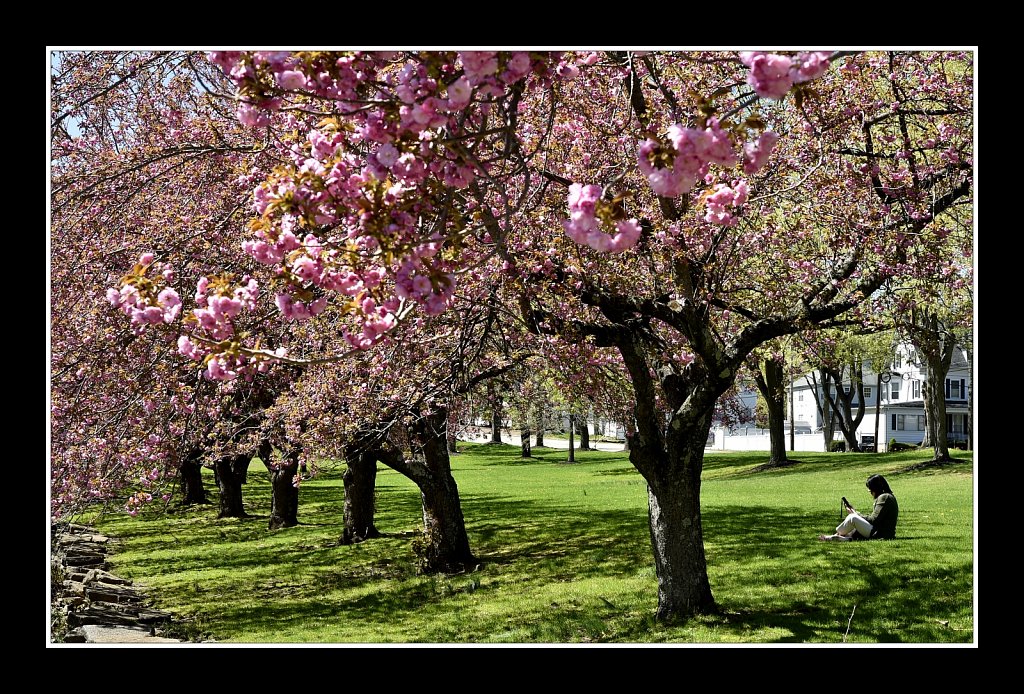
[864,492,898,539]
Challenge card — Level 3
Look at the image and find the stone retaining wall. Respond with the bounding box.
[51,524,181,644]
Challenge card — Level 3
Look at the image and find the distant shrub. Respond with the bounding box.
[829,441,846,452]
[889,441,914,452]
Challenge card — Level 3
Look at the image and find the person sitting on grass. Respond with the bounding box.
[819,474,899,542]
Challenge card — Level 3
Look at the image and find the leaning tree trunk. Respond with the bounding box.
[178,450,207,505]
[807,369,836,451]
[520,424,532,458]
[576,414,592,450]
[410,409,475,573]
[214,454,248,518]
[754,359,788,466]
[340,447,380,544]
[824,363,866,452]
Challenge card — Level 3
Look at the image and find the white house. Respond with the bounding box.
[789,343,971,451]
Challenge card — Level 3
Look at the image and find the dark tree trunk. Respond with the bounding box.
[490,404,502,443]
[753,359,787,466]
[230,455,249,484]
[922,363,951,461]
[645,461,716,621]
[618,340,721,623]
[266,458,299,530]
[906,308,955,462]
[534,402,545,447]
[807,369,836,451]
[410,409,475,573]
[623,417,635,451]
[576,414,592,450]
[567,414,576,463]
[178,450,207,505]
[520,425,532,458]
[445,408,459,454]
[824,360,867,452]
[921,378,936,448]
[214,455,247,518]
[340,446,380,544]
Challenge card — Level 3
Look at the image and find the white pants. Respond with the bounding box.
[836,513,873,538]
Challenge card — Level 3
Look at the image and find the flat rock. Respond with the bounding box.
[80,625,181,643]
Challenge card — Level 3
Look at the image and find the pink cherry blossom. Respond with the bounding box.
[743,131,780,174]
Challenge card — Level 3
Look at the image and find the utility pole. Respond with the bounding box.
[877,371,892,451]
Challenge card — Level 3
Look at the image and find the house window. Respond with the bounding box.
[947,379,962,399]
[864,386,872,399]
[891,381,900,400]
[895,414,905,430]
[949,414,964,433]
[917,415,926,431]
[893,353,902,369]
[912,380,921,398]
[798,392,803,402]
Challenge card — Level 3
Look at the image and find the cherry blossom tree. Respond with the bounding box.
[56,49,973,622]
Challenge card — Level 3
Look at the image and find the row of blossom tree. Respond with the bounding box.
[51,49,972,622]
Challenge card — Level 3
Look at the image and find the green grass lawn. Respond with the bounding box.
[87,445,975,644]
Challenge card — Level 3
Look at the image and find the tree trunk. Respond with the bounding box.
[411,409,475,573]
[618,339,721,623]
[921,379,935,448]
[266,458,299,530]
[807,369,836,451]
[576,414,591,450]
[907,308,955,462]
[754,359,787,466]
[214,455,247,518]
[567,414,576,463]
[923,363,951,462]
[824,361,867,452]
[340,446,380,544]
[623,417,635,451]
[520,425,532,458]
[230,455,249,484]
[490,402,503,443]
[178,450,207,505]
[632,411,717,623]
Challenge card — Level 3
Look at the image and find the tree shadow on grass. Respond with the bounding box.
[701,503,973,643]
[97,451,972,644]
